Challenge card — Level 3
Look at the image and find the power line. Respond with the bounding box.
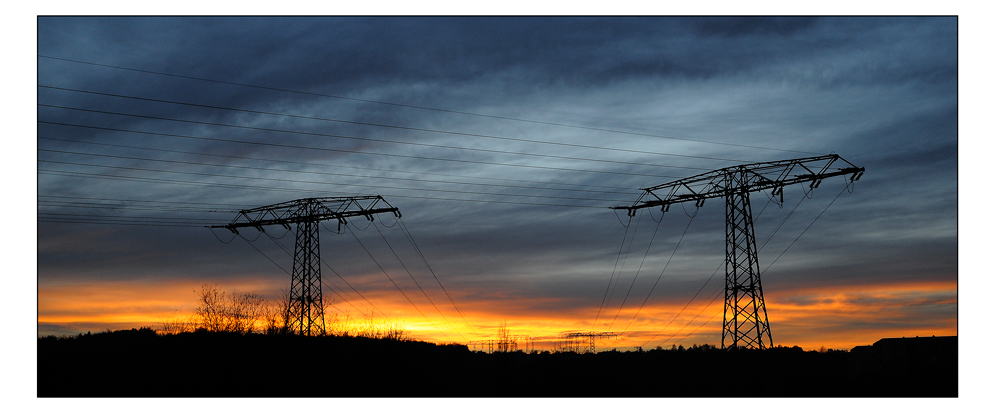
[639,262,723,348]
[238,233,352,319]
[601,210,644,329]
[344,223,454,342]
[239,233,292,275]
[761,185,849,277]
[38,201,233,214]
[38,55,819,155]
[606,210,665,332]
[38,146,640,197]
[38,194,244,209]
[39,168,611,209]
[38,212,219,224]
[38,119,683,180]
[619,210,697,336]
[38,198,236,212]
[37,218,202,228]
[39,84,748,166]
[36,100,718,176]
[591,213,633,333]
[758,194,808,253]
[235,233,360,323]
[39,135,637,192]
[261,231,384,319]
[371,221,468,342]
[280,229,392,320]
[37,159,631,204]
[649,283,725,348]
[673,288,725,346]
[396,218,481,339]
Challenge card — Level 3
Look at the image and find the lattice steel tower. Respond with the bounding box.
[613,155,864,349]
[564,332,618,354]
[210,196,400,336]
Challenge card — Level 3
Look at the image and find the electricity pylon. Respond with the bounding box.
[210,196,400,336]
[565,332,618,353]
[613,155,864,349]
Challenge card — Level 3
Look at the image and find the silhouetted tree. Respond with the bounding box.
[156,313,194,335]
[319,300,349,336]
[194,284,266,334]
[261,290,292,335]
[348,310,410,340]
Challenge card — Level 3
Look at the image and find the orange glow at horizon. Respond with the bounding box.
[38,277,955,351]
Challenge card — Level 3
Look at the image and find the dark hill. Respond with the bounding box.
[38,329,956,397]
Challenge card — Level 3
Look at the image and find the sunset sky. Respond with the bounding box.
[34,15,960,352]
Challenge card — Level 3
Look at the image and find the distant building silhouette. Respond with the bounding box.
[850,335,957,364]
[849,335,957,396]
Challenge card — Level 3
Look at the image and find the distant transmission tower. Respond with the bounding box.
[210,196,400,336]
[613,155,864,349]
[564,332,618,353]
[467,323,537,353]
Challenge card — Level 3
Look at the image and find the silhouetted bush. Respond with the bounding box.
[194,284,267,334]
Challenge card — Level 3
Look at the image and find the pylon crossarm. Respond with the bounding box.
[613,154,864,213]
[232,195,386,214]
[208,196,400,232]
[216,207,400,231]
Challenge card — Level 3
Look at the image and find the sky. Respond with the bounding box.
[33,16,960,353]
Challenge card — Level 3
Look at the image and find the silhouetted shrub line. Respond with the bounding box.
[160,285,413,339]
[38,329,956,397]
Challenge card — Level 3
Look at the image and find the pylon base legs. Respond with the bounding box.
[722,187,772,350]
[289,218,325,336]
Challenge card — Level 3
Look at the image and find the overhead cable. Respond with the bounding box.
[38,55,819,155]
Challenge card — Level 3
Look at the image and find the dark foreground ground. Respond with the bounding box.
[38,329,957,397]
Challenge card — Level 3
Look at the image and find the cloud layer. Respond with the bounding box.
[37,17,957,350]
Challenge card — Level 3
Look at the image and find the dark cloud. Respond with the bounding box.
[689,16,820,37]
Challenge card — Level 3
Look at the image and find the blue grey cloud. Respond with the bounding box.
[36,16,957,347]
